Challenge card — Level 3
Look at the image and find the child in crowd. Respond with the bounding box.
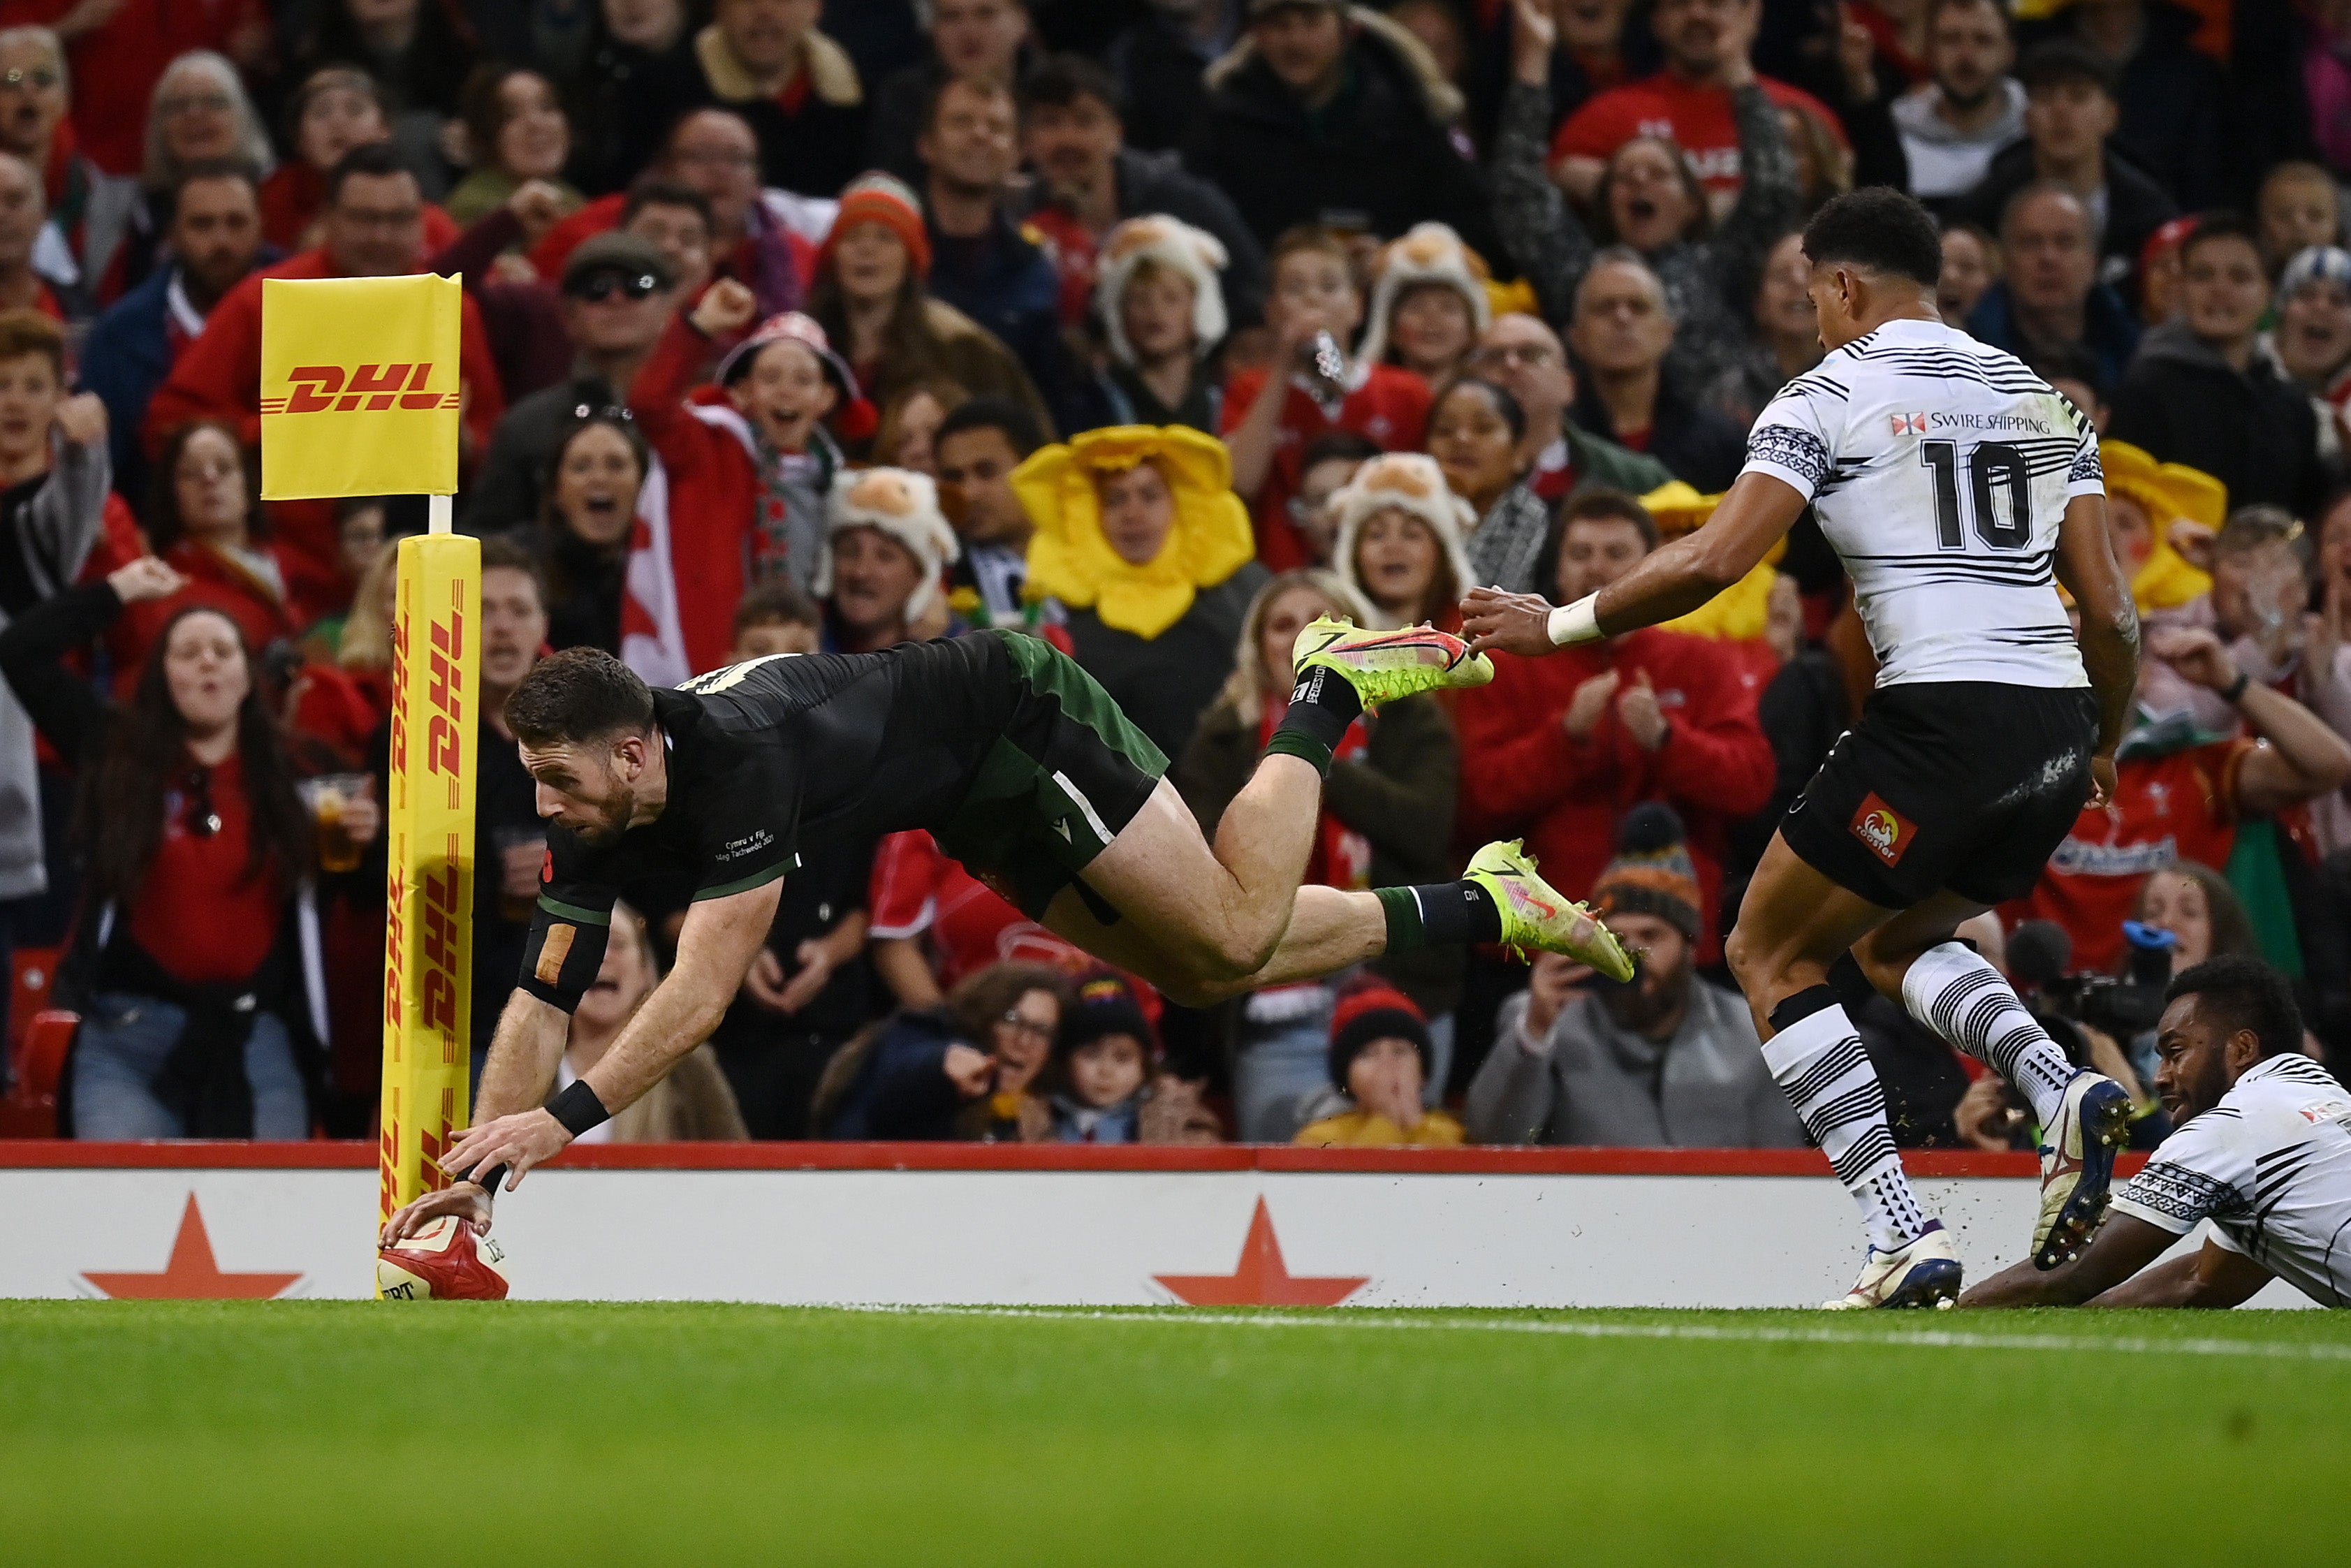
[1327,451,1475,631]
[1091,215,1228,434]
[1294,983,1465,1148]
[1039,972,1218,1144]
[728,579,823,660]
[1356,222,1492,387]
[1224,226,1434,571]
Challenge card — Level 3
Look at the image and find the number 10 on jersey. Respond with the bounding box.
[1919,439,2032,550]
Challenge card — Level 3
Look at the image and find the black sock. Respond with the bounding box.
[1375,881,1502,952]
[1264,665,1363,774]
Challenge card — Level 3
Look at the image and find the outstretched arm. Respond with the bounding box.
[417,879,783,1200]
[1958,1212,2181,1307]
[2089,1238,2274,1307]
[1462,470,1808,657]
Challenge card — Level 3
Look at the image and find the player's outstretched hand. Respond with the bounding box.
[380,1181,491,1247]
[437,1108,573,1194]
[1462,586,1558,658]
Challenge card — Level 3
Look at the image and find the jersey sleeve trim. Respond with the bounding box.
[2113,1159,2238,1235]
[536,894,612,925]
[1742,423,1830,501]
[693,859,792,902]
[2065,432,2105,500]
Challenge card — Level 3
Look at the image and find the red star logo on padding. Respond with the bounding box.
[1153,1197,1368,1307]
[82,1195,302,1300]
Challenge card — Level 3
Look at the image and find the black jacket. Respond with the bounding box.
[1954,139,2178,291]
[2108,319,2326,518]
[1066,566,1267,764]
[1570,379,1750,494]
[2018,0,2225,207]
[1184,7,1502,260]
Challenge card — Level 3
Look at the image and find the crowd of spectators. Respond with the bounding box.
[0,0,2348,1152]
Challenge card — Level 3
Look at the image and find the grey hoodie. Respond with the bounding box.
[0,433,112,900]
[1893,79,2027,203]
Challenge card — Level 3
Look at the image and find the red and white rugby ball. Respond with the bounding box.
[377,1215,513,1301]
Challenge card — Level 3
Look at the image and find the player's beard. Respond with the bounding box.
[569,787,635,845]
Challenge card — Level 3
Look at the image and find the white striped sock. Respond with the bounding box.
[1762,1001,1931,1251]
[1902,941,2073,1125]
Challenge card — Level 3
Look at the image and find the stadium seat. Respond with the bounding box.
[0,1007,75,1138]
[9,945,57,1054]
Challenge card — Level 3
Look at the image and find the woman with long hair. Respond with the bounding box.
[807,173,1053,448]
[446,66,582,226]
[1326,451,1475,632]
[1172,568,1463,1141]
[535,410,648,656]
[0,557,377,1136]
[548,902,746,1141]
[1426,376,1554,597]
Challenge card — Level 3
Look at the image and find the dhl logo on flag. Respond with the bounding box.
[260,273,462,499]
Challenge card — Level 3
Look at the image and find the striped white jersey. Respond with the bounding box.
[1741,318,2101,689]
[2113,1054,2351,1307]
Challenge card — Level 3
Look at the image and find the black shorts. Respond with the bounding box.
[1780,680,2097,909]
[930,629,1170,919]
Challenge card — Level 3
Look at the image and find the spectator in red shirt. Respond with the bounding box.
[1223,224,1433,571]
[2013,624,2351,974]
[0,152,65,326]
[1549,0,1843,210]
[1452,486,1773,962]
[0,556,381,1137]
[144,142,508,621]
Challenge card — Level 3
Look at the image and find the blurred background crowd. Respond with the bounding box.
[0,0,2348,1155]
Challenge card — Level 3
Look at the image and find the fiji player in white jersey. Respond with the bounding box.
[1465,189,2144,1308]
[1967,958,2351,1309]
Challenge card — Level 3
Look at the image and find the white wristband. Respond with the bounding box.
[1546,595,1602,647]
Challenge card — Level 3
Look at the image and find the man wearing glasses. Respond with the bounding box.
[1470,312,1669,507]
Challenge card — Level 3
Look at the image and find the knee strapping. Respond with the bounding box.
[1768,983,1841,1034]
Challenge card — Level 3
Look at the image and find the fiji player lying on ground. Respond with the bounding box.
[1965,957,2351,1310]
[382,464,1634,1243]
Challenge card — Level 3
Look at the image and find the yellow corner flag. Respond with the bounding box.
[259,274,463,499]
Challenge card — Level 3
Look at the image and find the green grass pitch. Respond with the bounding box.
[5,1300,2348,1565]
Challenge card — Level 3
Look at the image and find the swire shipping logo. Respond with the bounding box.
[261,361,460,414]
[1850,791,1917,867]
[1889,411,1928,435]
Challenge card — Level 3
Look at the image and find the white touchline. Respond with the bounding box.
[845,1304,2351,1364]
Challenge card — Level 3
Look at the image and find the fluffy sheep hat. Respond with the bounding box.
[813,467,961,622]
[1357,222,1493,371]
[1094,214,1229,367]
[1327,452,1476,629]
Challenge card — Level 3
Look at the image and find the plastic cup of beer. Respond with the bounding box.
[299,774,370,873]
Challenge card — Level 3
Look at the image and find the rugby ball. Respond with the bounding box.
[377,1215,513,1301]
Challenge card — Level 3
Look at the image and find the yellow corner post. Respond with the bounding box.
[258,274,477,1269]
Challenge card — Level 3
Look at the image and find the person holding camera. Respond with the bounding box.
[1466,807,1803,1148]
